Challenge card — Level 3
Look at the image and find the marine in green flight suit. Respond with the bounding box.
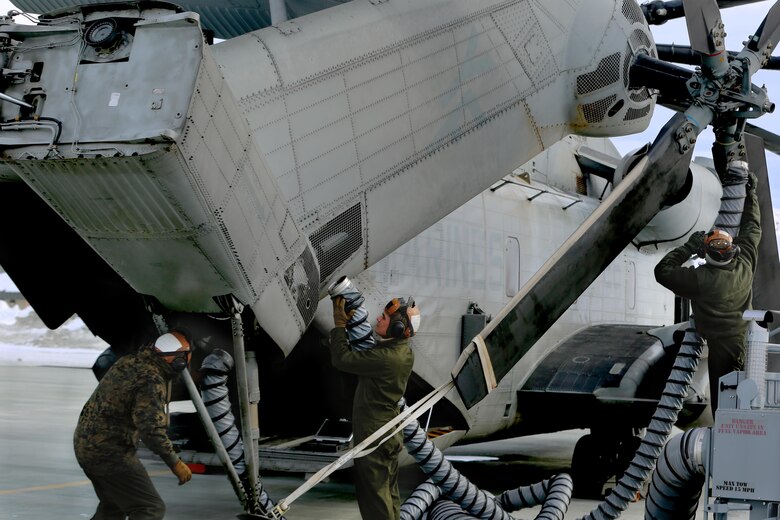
[655,169,761,416]
[329,296,418,520]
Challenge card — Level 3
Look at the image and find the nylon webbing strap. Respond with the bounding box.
[271,380,455,518]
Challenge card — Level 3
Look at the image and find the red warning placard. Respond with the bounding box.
[717,418,768,436]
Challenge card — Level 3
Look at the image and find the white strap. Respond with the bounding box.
[271,380,455,518]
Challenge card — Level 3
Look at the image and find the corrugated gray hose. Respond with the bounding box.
[400,480,441,520]
[712,161,749,237]
[579,161,749,520]
[576,321,703,520]
[401,473,574,520]
[327,276,376,351]
[400,400,572,520]
[644,427,709,519]
[497,473,573,516]
[400,399,513,520]
[410,474,573,520]
[200,349,283,518]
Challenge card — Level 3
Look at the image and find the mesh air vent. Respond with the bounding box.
[310,203,363,281]
[630,88,651,103]
[622,0,645,25]
[623,44,632,88]
[284,246,320,325]
[582,95,618,123]
[624,104,652,121]
[630,29,653,52]
[576,52,621,95]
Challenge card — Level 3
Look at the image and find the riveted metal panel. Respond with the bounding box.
[491,1,559,90]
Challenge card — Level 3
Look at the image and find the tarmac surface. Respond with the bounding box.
[0,365,705,519]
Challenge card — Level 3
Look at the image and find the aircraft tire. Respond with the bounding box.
[570,433,611,499]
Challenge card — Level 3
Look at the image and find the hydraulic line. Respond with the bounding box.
[200,349,283,518]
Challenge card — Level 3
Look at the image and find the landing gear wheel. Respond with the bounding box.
[571,433,612,499]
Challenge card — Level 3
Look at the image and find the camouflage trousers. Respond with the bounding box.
[80,458,166,520]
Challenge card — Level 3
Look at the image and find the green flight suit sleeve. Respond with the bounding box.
[734,174,761,270]
[329,327,392,377]
[133,382,179,469]
[654,241,702,300]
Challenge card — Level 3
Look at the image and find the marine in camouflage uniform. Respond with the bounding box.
[655,171,761,416]
[329,296,417,520]
[74,332,193,520]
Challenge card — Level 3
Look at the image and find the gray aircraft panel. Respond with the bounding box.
[0,0,656,355]
[10,0,353,39]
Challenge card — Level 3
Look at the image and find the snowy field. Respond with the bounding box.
[0,273,107,368]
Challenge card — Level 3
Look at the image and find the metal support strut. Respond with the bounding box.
[216,294,262,515]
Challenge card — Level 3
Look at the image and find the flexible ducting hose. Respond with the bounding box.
[400,399,571,520]
[400,480,441,520]
[644,427,709,519]
[497,473,573,515]
[410,474,573,520]
[200,349,283,518]
[328,276,376,351]
[578,160,749,519]
[400,399,514,520]
[576,320,703,520]
[711,161,748,237]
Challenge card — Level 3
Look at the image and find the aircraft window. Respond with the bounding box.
[505,237,520,297]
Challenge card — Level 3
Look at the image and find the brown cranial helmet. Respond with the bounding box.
[704,229,739,266]
[384,297,421,339]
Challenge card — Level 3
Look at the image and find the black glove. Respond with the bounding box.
[747,172,758,193]
[685,231,706,255]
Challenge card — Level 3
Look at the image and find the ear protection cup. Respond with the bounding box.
[384,297,416,339]
[389,311,407,339]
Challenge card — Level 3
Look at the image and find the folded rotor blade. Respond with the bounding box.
[745,122,780,155]
[743,133,780,314]
[683,0,725,56]
[747,0,780,54]
[452,114,695,408]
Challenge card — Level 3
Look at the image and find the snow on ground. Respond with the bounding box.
[0,343,104,367]
[0,297,107,368]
